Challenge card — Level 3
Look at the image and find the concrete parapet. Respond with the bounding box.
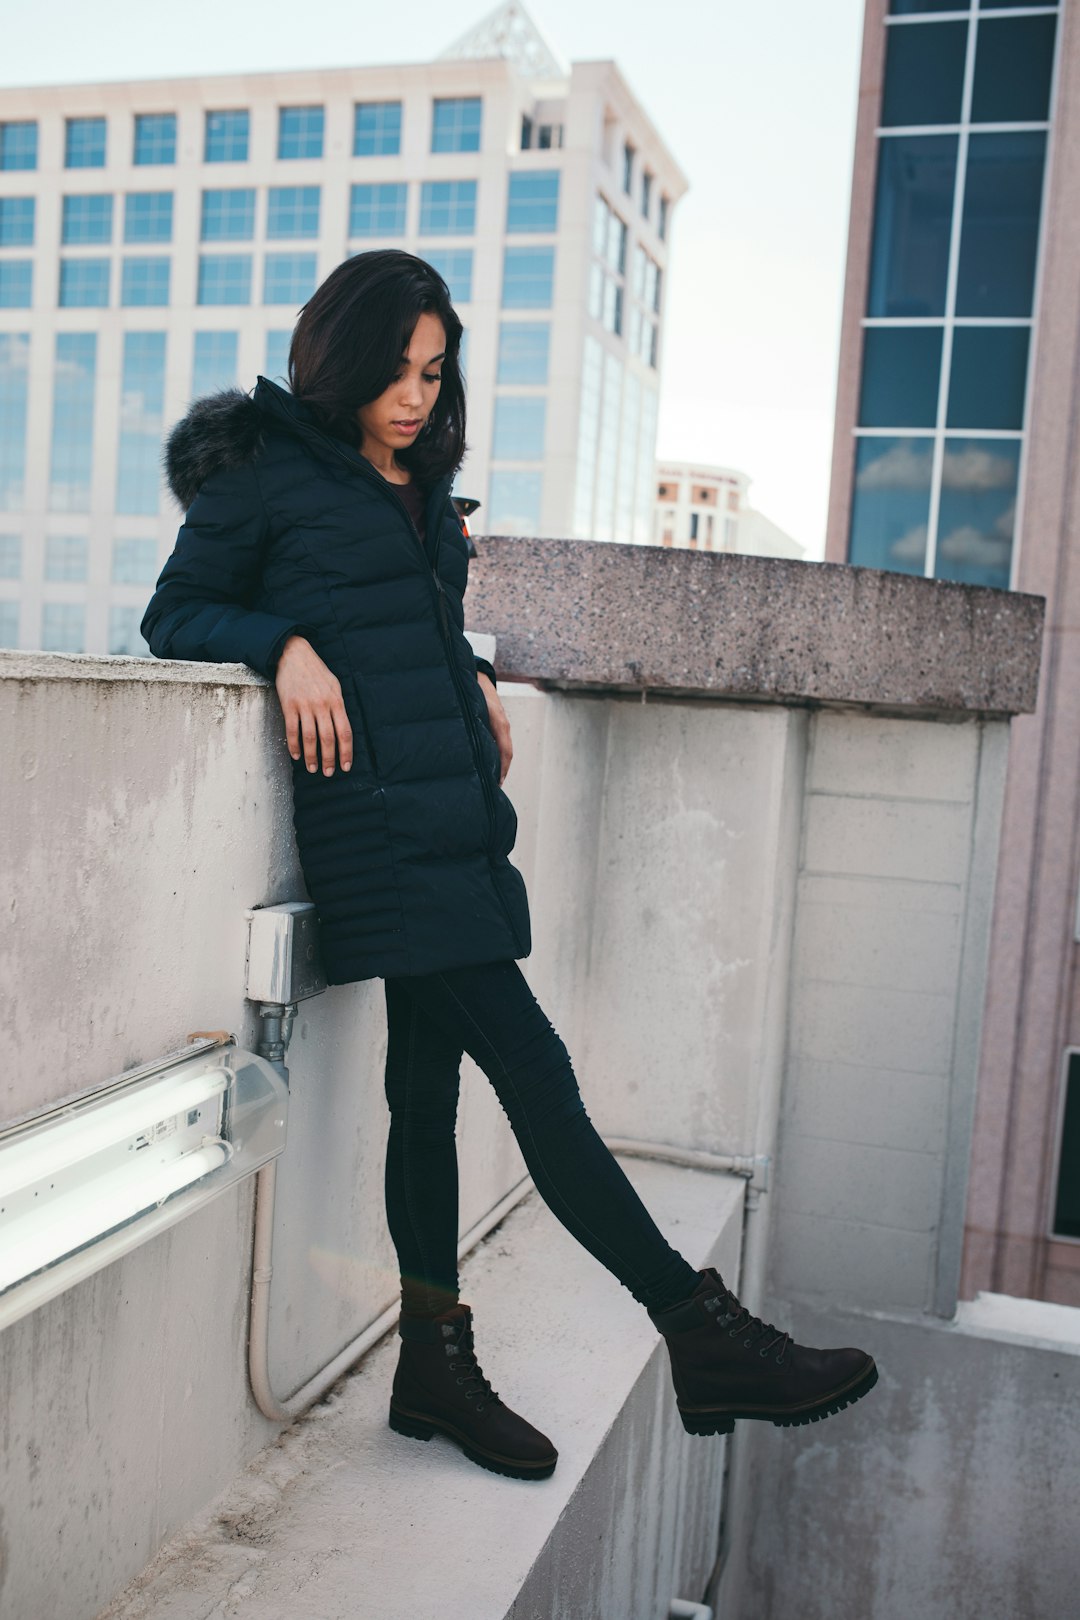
[467,536,1044,715]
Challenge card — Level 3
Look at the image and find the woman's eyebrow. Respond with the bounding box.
[402,351,447,364]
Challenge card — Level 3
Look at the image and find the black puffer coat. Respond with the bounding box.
[142,374,532,985]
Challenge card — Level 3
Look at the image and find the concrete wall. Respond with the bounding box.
[719,1298,1080,1620]
[0,630,1029,1618]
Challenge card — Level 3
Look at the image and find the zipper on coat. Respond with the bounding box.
[315,432,503,844]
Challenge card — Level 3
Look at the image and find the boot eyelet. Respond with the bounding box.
[775,1353,786,1365]
[744,1339,753,1348]
[455,1376,464,1385]
[759,1347,770,1358]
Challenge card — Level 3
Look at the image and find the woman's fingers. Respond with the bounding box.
[332,698,353,774]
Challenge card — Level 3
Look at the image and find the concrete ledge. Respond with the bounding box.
[95,1160,745,1620]
[466,537,1045,716]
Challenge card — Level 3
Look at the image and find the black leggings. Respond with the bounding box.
[382,958,702,1318]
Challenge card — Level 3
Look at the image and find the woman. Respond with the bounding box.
[143,249,877,1484]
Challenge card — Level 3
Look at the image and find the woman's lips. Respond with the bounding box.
[393,420,421,434]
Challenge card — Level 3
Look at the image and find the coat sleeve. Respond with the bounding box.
[141,460,315,680]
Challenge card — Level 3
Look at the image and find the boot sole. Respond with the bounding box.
[388,1401,558,1482]
[678,1357,879,1434]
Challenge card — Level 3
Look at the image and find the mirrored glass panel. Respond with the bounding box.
[935,436,1019,588]
[859,326,943,427]
[971,15,1057,123]
[849,435,934,574]
[868,135,957,317]
[946,325,1029,429]
[955,132,1046,317]
[881,22,967,126]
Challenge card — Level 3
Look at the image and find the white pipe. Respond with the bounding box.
[669,1600,713,1620]
[247,1136,757,1423]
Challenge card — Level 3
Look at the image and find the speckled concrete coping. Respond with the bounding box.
[466,537,1045,716]
[0,541,1045,715]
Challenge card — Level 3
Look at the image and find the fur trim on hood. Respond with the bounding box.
[162,387,266,510]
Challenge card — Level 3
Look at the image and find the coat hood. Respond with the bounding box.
[162,374,362,509]
[162,385,268,510]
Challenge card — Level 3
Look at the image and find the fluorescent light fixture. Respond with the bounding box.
[0,1037,288,1332]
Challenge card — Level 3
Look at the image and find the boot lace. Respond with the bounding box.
[446,1323,500,1413]
[703,1287,793,1365]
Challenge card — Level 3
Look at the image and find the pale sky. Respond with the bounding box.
[3,0,866,560]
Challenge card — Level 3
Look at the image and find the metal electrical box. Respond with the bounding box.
[245,901,327,1004]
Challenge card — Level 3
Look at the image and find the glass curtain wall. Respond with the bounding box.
[849,1,1059,589]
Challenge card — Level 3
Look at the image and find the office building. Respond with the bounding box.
[825,0,1079,1304]
[654,461,804,558]
[0,0,687,656]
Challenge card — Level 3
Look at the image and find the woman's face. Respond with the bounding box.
[356,310,446,464]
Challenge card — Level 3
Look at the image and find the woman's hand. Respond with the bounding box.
[477,671,512,785]
[275,635,353,776]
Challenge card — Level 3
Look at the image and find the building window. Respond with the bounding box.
[264,330,292,386]
[267,185,320,238]
[263,252,317,305]
[848,435,934,577]
[0,196,34,246]
[419,247,473,303]
[488,470,542,535]
[197,253,252,306]
[0,533,19,577]
[192,330,239,397]
[116,331,166,515]
[956,132,1047,318]
[61,193,113,245]
[124,191,173,244]
[1052,1051,1080,1240]
[278,106,324,160]
[205,110,249,163]
[121,257,170,306]
[354,101,402,156]
[0,333,29,510]
[622,140,635,194]
[492,396,546,460]
[501,245,555,308]
[419,179,477,235]
[658,194,668,240]
[641,169,652,219]
[200,188,256,241]
[58,259,110,307]
[432,97,482,153]
[0,121,37,171]
[506,170,560,232]
[349,182,407,237]
[496,322,550,385]
[133,113,176,166]
[45,534,88,581]
[108,604,150,656]
[0,261,32,308]
[849,4,1057,590]
[868,134,957,318]
[111,537,159,584]
[41,603,86,652]
[882,21,967,128]
[536,123,562,150]
[65,117,107,169]
[0,601,17,646]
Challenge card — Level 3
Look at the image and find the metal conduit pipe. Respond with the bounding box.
[247,1086,768,1422]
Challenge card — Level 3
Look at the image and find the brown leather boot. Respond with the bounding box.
[388,1301,558,1481]
[648,1267,878,1435]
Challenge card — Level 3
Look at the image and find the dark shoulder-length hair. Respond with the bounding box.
[288,249,467,488]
